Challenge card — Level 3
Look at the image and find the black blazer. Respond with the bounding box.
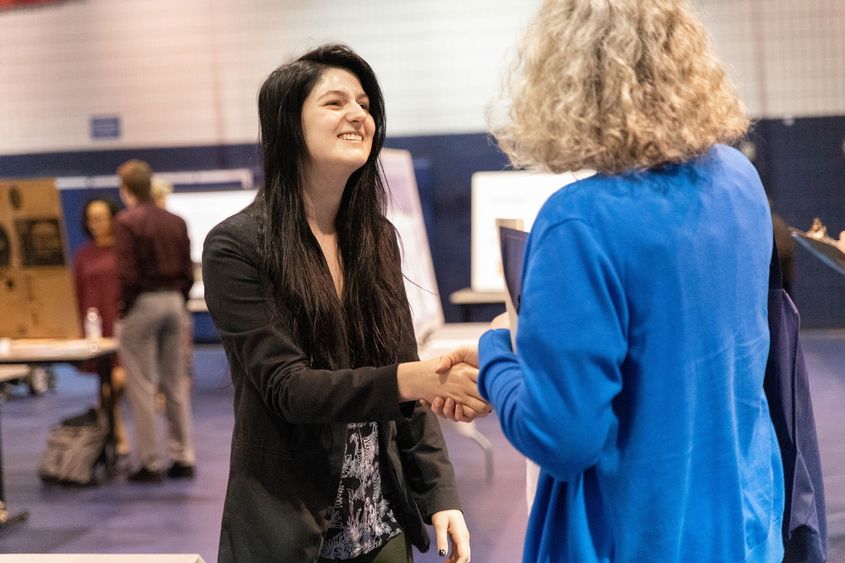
[202,205,461,563]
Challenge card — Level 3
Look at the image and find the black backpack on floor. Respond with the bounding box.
[38,407,109,486]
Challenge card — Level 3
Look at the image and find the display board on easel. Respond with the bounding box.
[0,178,81,338]
[381,148,444,344]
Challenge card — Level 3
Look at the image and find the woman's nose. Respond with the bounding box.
[347,102,366,122]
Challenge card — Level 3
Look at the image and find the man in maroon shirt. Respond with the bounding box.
[114,159,196,483]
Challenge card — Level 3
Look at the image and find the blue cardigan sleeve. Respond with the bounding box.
[478,218,628,482]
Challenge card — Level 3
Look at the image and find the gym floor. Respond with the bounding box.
[0,332,842,562]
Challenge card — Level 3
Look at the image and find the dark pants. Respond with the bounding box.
[317,532,413,563]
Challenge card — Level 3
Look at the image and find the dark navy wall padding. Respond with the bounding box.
[750,117,845,328]
[193,312,221,343]
[2,121,843,327]
[0,143,261,178]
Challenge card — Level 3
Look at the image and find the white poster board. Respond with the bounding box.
[166,190,257,265]
[471,170,593,291]
[382,148,444,343]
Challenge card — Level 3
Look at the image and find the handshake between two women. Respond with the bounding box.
[396,346,489,424]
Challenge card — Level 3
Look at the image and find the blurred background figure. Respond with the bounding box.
[151,176,173,209]
[151,176,195,385]
[73,197,129,456]
[115,160,196,483]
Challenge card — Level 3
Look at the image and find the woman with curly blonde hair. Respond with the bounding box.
[475,0,785,561]
[491,0,749,175]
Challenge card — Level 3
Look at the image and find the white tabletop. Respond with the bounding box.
[418,323,489,359]
[0,338,118,364]
[448,288,506,305]
[0,364,29,383]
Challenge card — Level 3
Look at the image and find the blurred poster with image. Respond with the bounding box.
[0,178,80,338]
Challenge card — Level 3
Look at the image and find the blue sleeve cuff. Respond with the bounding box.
[478,328,514,401]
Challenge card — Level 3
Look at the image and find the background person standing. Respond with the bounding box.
[151,176,195,385]
[73,197,129,456]
[115,159,196,483]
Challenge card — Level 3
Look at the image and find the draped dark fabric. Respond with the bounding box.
[764,239,828,563]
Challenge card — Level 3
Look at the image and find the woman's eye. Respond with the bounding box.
[326,100,341,107]
[360,104,370,112]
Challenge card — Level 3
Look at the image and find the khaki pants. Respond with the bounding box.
[119,291,195,470]
[317,532,413,563]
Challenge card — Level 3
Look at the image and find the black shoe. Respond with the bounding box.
[166,462,195,479]
[127,467,163,484]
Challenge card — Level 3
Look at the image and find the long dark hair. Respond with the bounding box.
[255,43,405,370]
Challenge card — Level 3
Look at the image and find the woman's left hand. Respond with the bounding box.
[431,509,470,562]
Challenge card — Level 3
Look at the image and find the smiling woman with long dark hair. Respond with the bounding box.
[203,44,482,563]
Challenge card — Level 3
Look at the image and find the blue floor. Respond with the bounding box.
[0,333,843,562]
[0,345,527,562]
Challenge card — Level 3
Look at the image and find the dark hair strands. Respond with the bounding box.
[255,43,404,371]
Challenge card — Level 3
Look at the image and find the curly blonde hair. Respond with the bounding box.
[490,0,749,174]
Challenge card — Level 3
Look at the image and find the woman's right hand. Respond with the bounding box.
[397,357,489,417]
[423,395,491,423]
[426,346,492,422]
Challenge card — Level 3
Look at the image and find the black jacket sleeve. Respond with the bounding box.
[202,211,411,424]
[396,405,462,521]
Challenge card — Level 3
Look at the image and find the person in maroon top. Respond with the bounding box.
[114,159,196,483]
[73,197,129,455]
[151,176,194,382]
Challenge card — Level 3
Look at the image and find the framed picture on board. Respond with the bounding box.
[0,178,81,338]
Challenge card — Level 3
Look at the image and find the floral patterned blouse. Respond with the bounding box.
[320,422,401,559]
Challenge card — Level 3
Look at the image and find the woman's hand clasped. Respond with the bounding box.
[397,352,489,422]
[422,346,492,423]
[425,360,488,421]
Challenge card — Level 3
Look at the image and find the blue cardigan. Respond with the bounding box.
[478,145,784,562]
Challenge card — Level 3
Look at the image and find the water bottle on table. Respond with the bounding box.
[84,307,102,343]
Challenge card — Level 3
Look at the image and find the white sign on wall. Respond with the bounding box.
[471,170,594,292]
[166,189,257,265]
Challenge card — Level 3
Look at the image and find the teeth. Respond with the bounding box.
[340,133,362,141]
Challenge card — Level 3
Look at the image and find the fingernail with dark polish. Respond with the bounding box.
[438,549,447,556]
